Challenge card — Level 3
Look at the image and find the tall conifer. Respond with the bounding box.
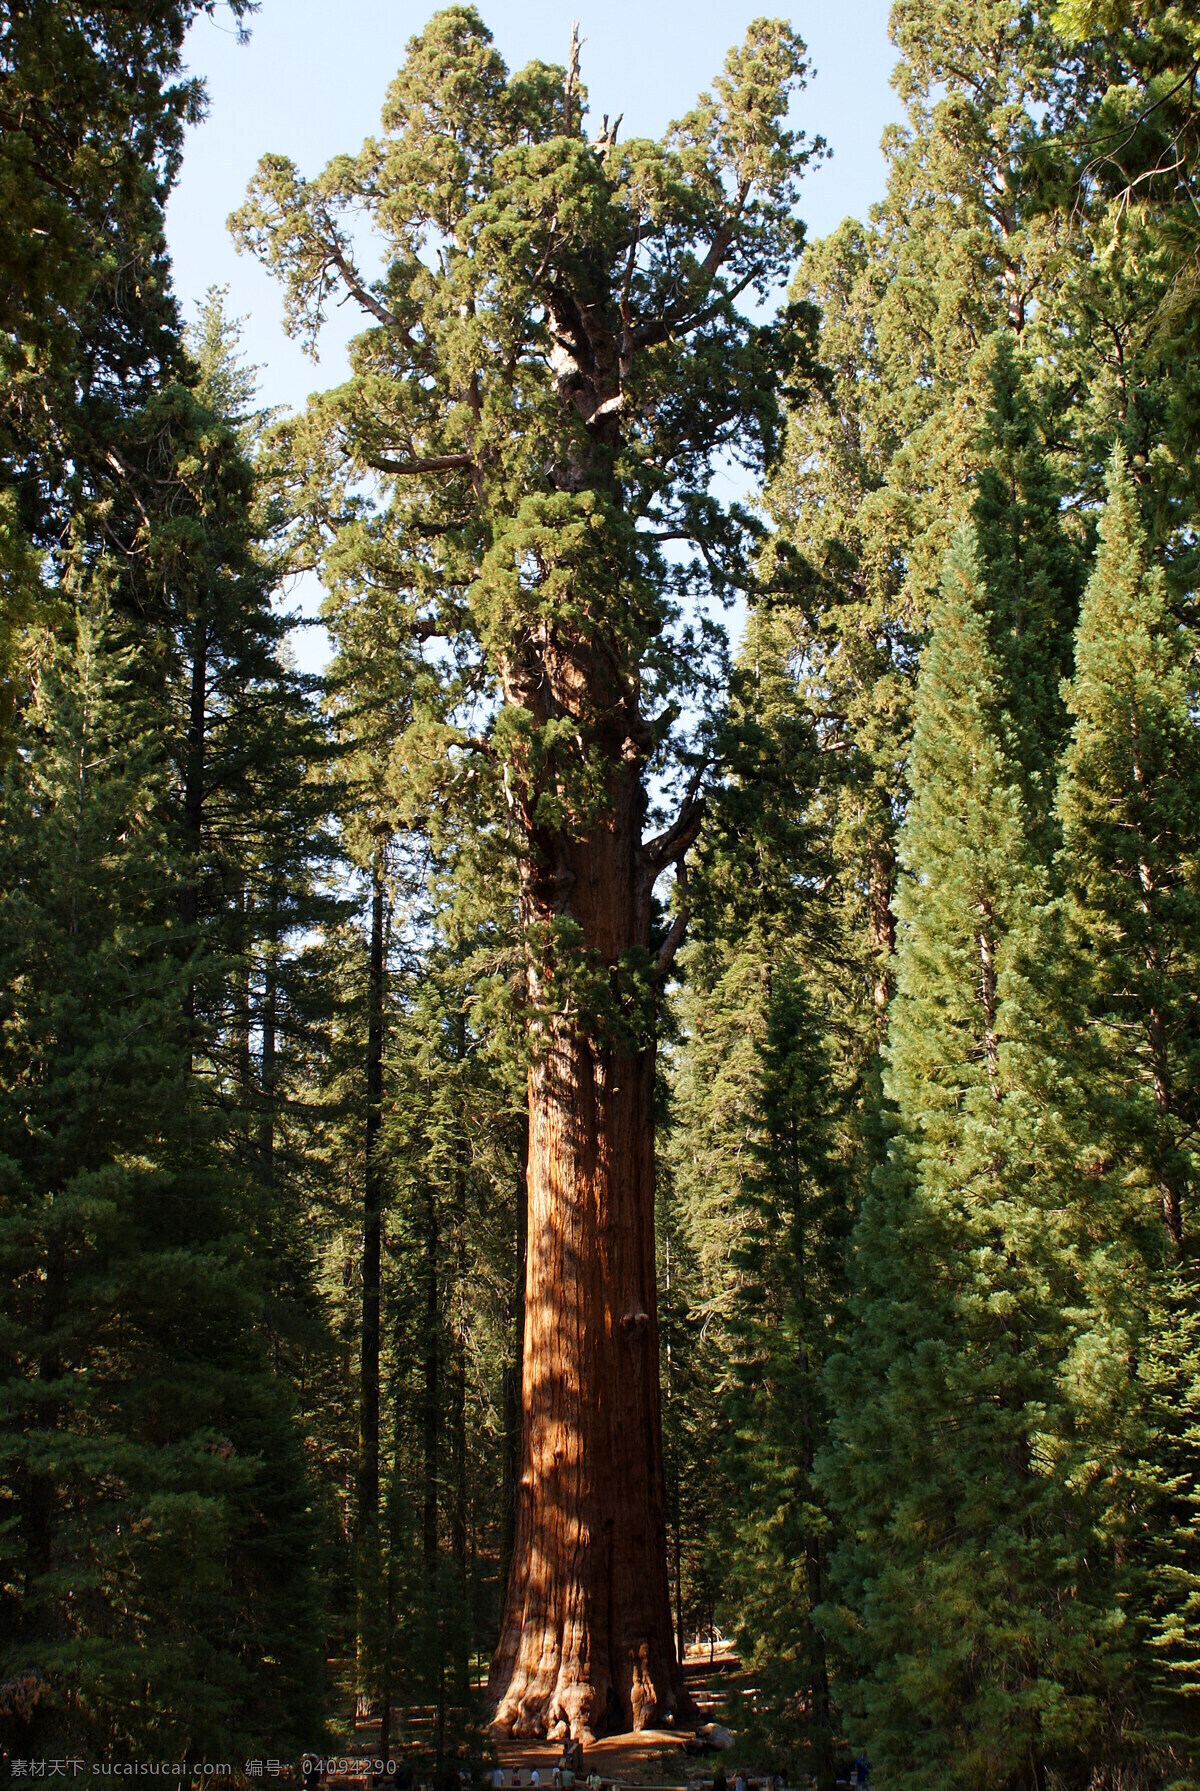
[0,612,322,1755]
[1054,451,1200,1764]
[1057,450,1200,1249]
[725,967,846,1788]
[824,526,1109,1789]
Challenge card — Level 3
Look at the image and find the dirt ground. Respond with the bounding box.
[493,1725,695,1787]
[329,1639,745,1785]
[489,1642,744,1786]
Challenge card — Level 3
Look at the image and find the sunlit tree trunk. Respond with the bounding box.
[491,762,696,1740]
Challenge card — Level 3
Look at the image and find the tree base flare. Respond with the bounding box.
[490,1636,694,1742]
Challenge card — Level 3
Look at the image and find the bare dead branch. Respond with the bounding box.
[655,858,691,976]
[367,452,476,477]
[329,247,403,331]
[641,767,706,876]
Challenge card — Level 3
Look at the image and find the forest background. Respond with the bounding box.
[2,1,1199,1788]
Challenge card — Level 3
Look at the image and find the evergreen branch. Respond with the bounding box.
[631,181,753,350]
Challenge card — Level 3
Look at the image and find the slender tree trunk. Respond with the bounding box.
[790,1125,834,1789]
[490,785,694,1741]
[450,1150,468,1584]
[259,887,278,1187]
[379,1537,396,1758]
[435,1662,447,1781]
[357,855,386,1685]
[501,1124,528,1597]
[663,1233,685,1670]
[180,617,207,1031]
[231,881,253,1099]
[807,1527,834,1791]
[799,1339,833,1787]
[25,1238,64,1589]
[422,1171,440,1573]
[673,1470,684,1672]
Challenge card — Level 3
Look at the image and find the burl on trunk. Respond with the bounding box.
[489,774,696,1741]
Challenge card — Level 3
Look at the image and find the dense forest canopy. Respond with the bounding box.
[1,0,1199,1786]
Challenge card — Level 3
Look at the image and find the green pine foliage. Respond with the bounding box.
[1134,1257,1200,1763]
[0,611,322,1756]
[1057,451,1200,1251]
[969,334,1085,825]
[5,0,1200,1772]
[1053,451,1200,1772]
[822,527,1125,1789]
[724,966,847,1787]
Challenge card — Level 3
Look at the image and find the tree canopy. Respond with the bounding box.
[3,1,1200,1781]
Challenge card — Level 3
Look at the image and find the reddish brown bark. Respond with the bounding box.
[867,833,895,1036]
[490,770,696,1741]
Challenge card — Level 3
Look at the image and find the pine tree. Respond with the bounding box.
[970,333,1085,827]
[0,1,254,731]
[1048,0,1200,576]
[0,609,322,1756]
[1054,450,1200,1767]
[1057,450,1200,1250]
[823,526,1114,1790]
[724,966,847,1788]
[762,217,908,1077]
[663,608,851,1759]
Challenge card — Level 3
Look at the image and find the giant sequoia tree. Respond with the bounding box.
[234,3,817,1739]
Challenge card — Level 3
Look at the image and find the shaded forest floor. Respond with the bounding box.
[326,1645,756,1786]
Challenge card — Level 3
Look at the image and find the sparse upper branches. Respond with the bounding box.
[232,5,820,937]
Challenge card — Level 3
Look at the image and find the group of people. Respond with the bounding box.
[714,1759,869,1791]
[490,1740,871,1791]
[712,1765,785,1791]
[490,1771,595,1790]
[489,1741,598,1791]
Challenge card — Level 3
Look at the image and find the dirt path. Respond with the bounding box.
[493,1726,693,1787]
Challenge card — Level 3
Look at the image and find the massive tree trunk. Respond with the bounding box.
[490,764,696,1741]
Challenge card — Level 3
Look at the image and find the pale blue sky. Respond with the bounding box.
[167,0,902,412]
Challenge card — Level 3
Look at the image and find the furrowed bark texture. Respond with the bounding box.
[490,774,692,1741]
